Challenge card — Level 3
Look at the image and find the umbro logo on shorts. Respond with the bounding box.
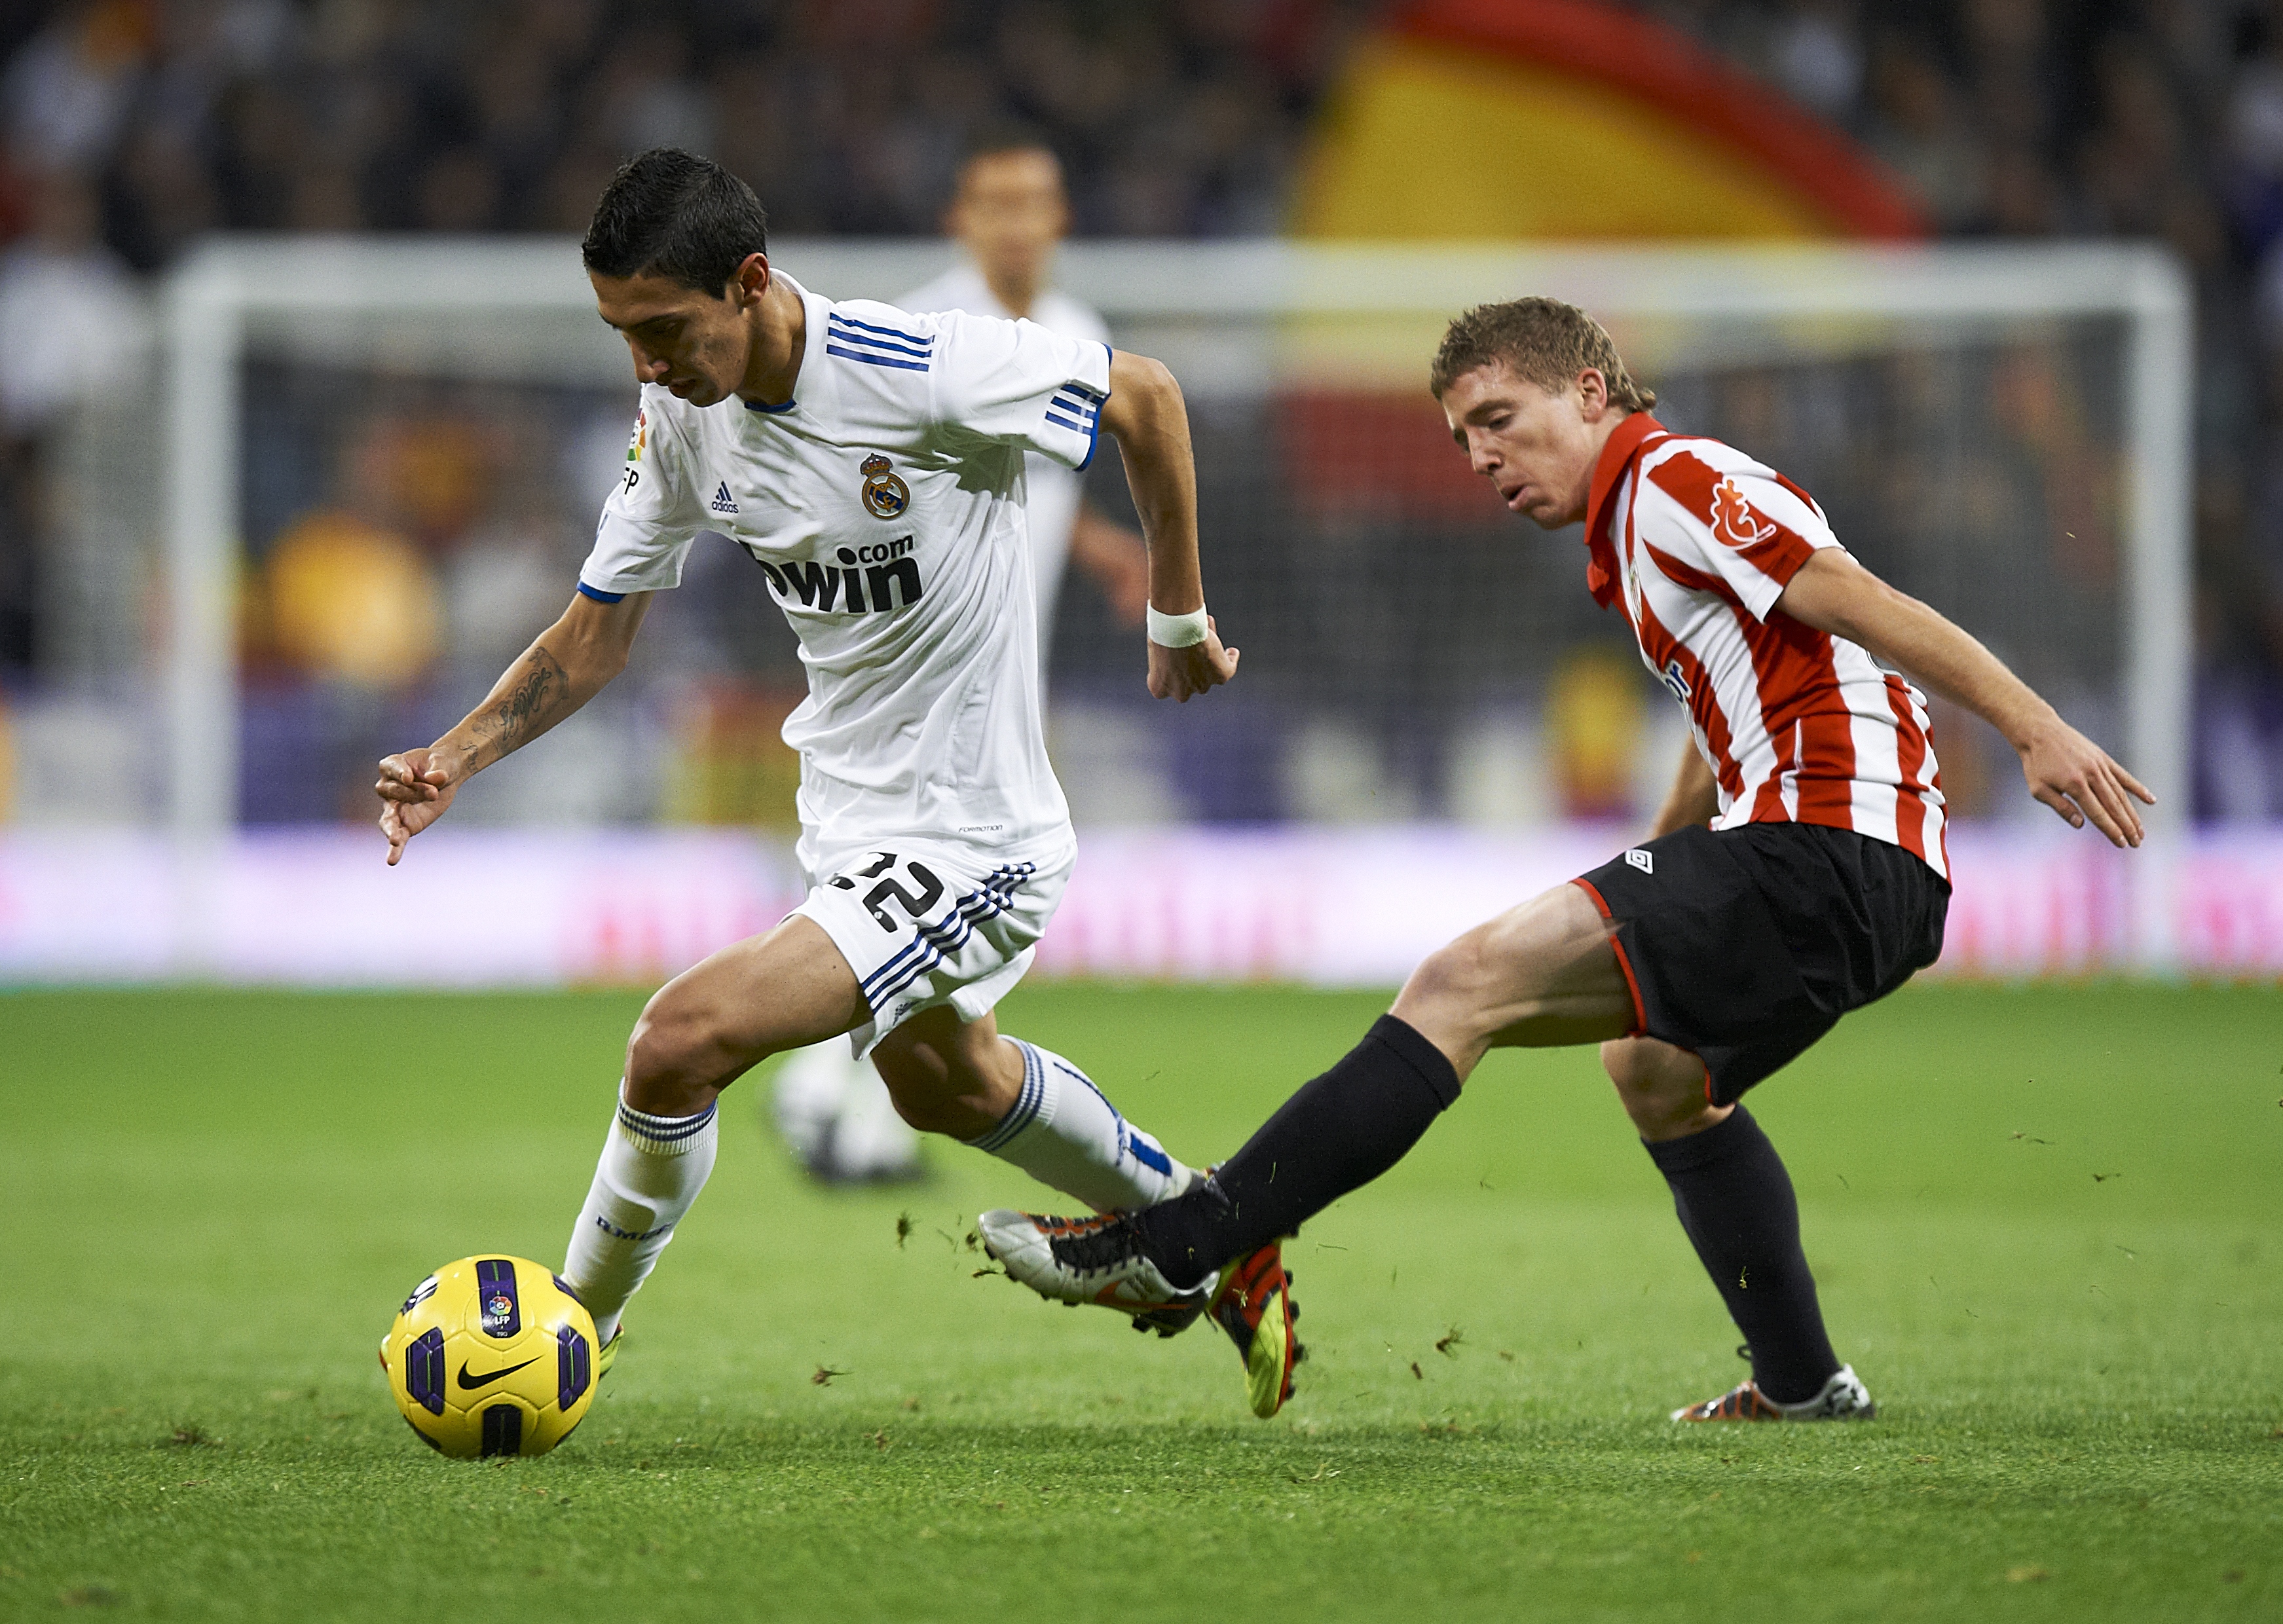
[1625,848,1654,874]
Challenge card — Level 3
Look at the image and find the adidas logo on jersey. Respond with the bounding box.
[711,481,738,515]
[752,534,924,615]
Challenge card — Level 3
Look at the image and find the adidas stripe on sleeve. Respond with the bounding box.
[823,308,937,373]
[927,309,1112,471]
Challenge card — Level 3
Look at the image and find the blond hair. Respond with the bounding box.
[1428,297,1656,411]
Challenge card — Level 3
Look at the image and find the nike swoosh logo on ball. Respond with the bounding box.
[456,1357,540,1390]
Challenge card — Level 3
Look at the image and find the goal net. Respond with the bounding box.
[12,238,2206,979]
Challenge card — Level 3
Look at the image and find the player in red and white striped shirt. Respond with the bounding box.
[980,297,2151,1425]
[1598,423,1949,878]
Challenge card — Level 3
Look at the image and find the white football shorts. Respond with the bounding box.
[792,840,1073,1059]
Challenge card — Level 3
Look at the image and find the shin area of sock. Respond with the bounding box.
[1137,1014,1460,1289]
[1643,1105,1840,1405]
[561,1093,719,1344]
[965,1038,1193,1213]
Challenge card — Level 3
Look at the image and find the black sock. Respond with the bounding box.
[1137,1014,1461,1289]
[1644,1105,1840,1405]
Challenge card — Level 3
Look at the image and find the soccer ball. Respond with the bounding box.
[379,1256,597,1458]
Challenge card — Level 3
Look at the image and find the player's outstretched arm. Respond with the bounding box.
[375,591,652,864]
[1775,549,2152,847]
[1099,349,1238,702]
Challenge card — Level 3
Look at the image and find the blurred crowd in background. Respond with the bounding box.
[3,0,2283,821]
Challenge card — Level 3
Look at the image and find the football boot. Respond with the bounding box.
[1208,1241,1303,1419]
[978,1209,1212,1331]
[596,1328,623,1382]
[1672,1363,1874,1422]
[978,1209,1304,1417]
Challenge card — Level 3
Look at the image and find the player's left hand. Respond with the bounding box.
[2018,719,2153,848]
[1147,616,1238,702]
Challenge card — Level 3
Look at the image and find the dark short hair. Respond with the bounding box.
[582,148,769,295]
[1429,297,1657,411]
[960,120,1060,171]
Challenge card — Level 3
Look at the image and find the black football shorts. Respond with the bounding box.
[1572,821,1949,1105]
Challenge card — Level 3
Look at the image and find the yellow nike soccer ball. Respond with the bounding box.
[380,1256,598,1458]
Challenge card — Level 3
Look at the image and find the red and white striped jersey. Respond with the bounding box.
[1582,414,1949,879]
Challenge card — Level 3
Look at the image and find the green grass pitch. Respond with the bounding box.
[2,981,2278,1621]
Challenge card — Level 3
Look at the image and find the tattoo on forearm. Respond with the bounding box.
[474,645,570,764]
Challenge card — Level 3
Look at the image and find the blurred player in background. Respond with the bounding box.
[984,297,2152,1423]
[772,129,1151,1185]
[373,149,1277,1388]
[909,129,1151,656]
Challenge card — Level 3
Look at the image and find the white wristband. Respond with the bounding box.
[1147,604,1209,648]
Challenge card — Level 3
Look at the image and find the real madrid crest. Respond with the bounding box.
[860,454,910,520]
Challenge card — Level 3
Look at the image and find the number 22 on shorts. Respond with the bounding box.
[828,852,946,932]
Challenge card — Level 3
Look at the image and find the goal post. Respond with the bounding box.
[158,236,2194,965]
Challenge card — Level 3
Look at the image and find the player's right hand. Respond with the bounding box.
[376,747,464,866]
[1147,616,1239,703]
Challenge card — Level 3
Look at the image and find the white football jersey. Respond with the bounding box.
[895,262,1111,661]
[578,273,1109,874]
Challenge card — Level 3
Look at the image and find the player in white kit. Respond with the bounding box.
[372,149,1296,1403]
[773,129,1149,1184]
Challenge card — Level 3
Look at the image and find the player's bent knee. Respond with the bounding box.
[1618,1084,1711,1139]
[622,1017,697,1098]
[1601,1037,1713,1135]
[623,996,745,1110]
[872,1025,1012,1140]
[1400,936,1494,1022]
[1599,1037,1652,1090]
[1386,957,1480,1075]
[866,1032,948,1129]
[883,1087,962,1136]
[874,1066,990,1139]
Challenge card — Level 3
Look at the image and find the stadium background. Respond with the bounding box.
[3,9,2279,1621]
[0,0,2278,980]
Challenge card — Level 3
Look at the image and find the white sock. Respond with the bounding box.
[561,1089,718,1345]
[964,1039,1193,1213]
